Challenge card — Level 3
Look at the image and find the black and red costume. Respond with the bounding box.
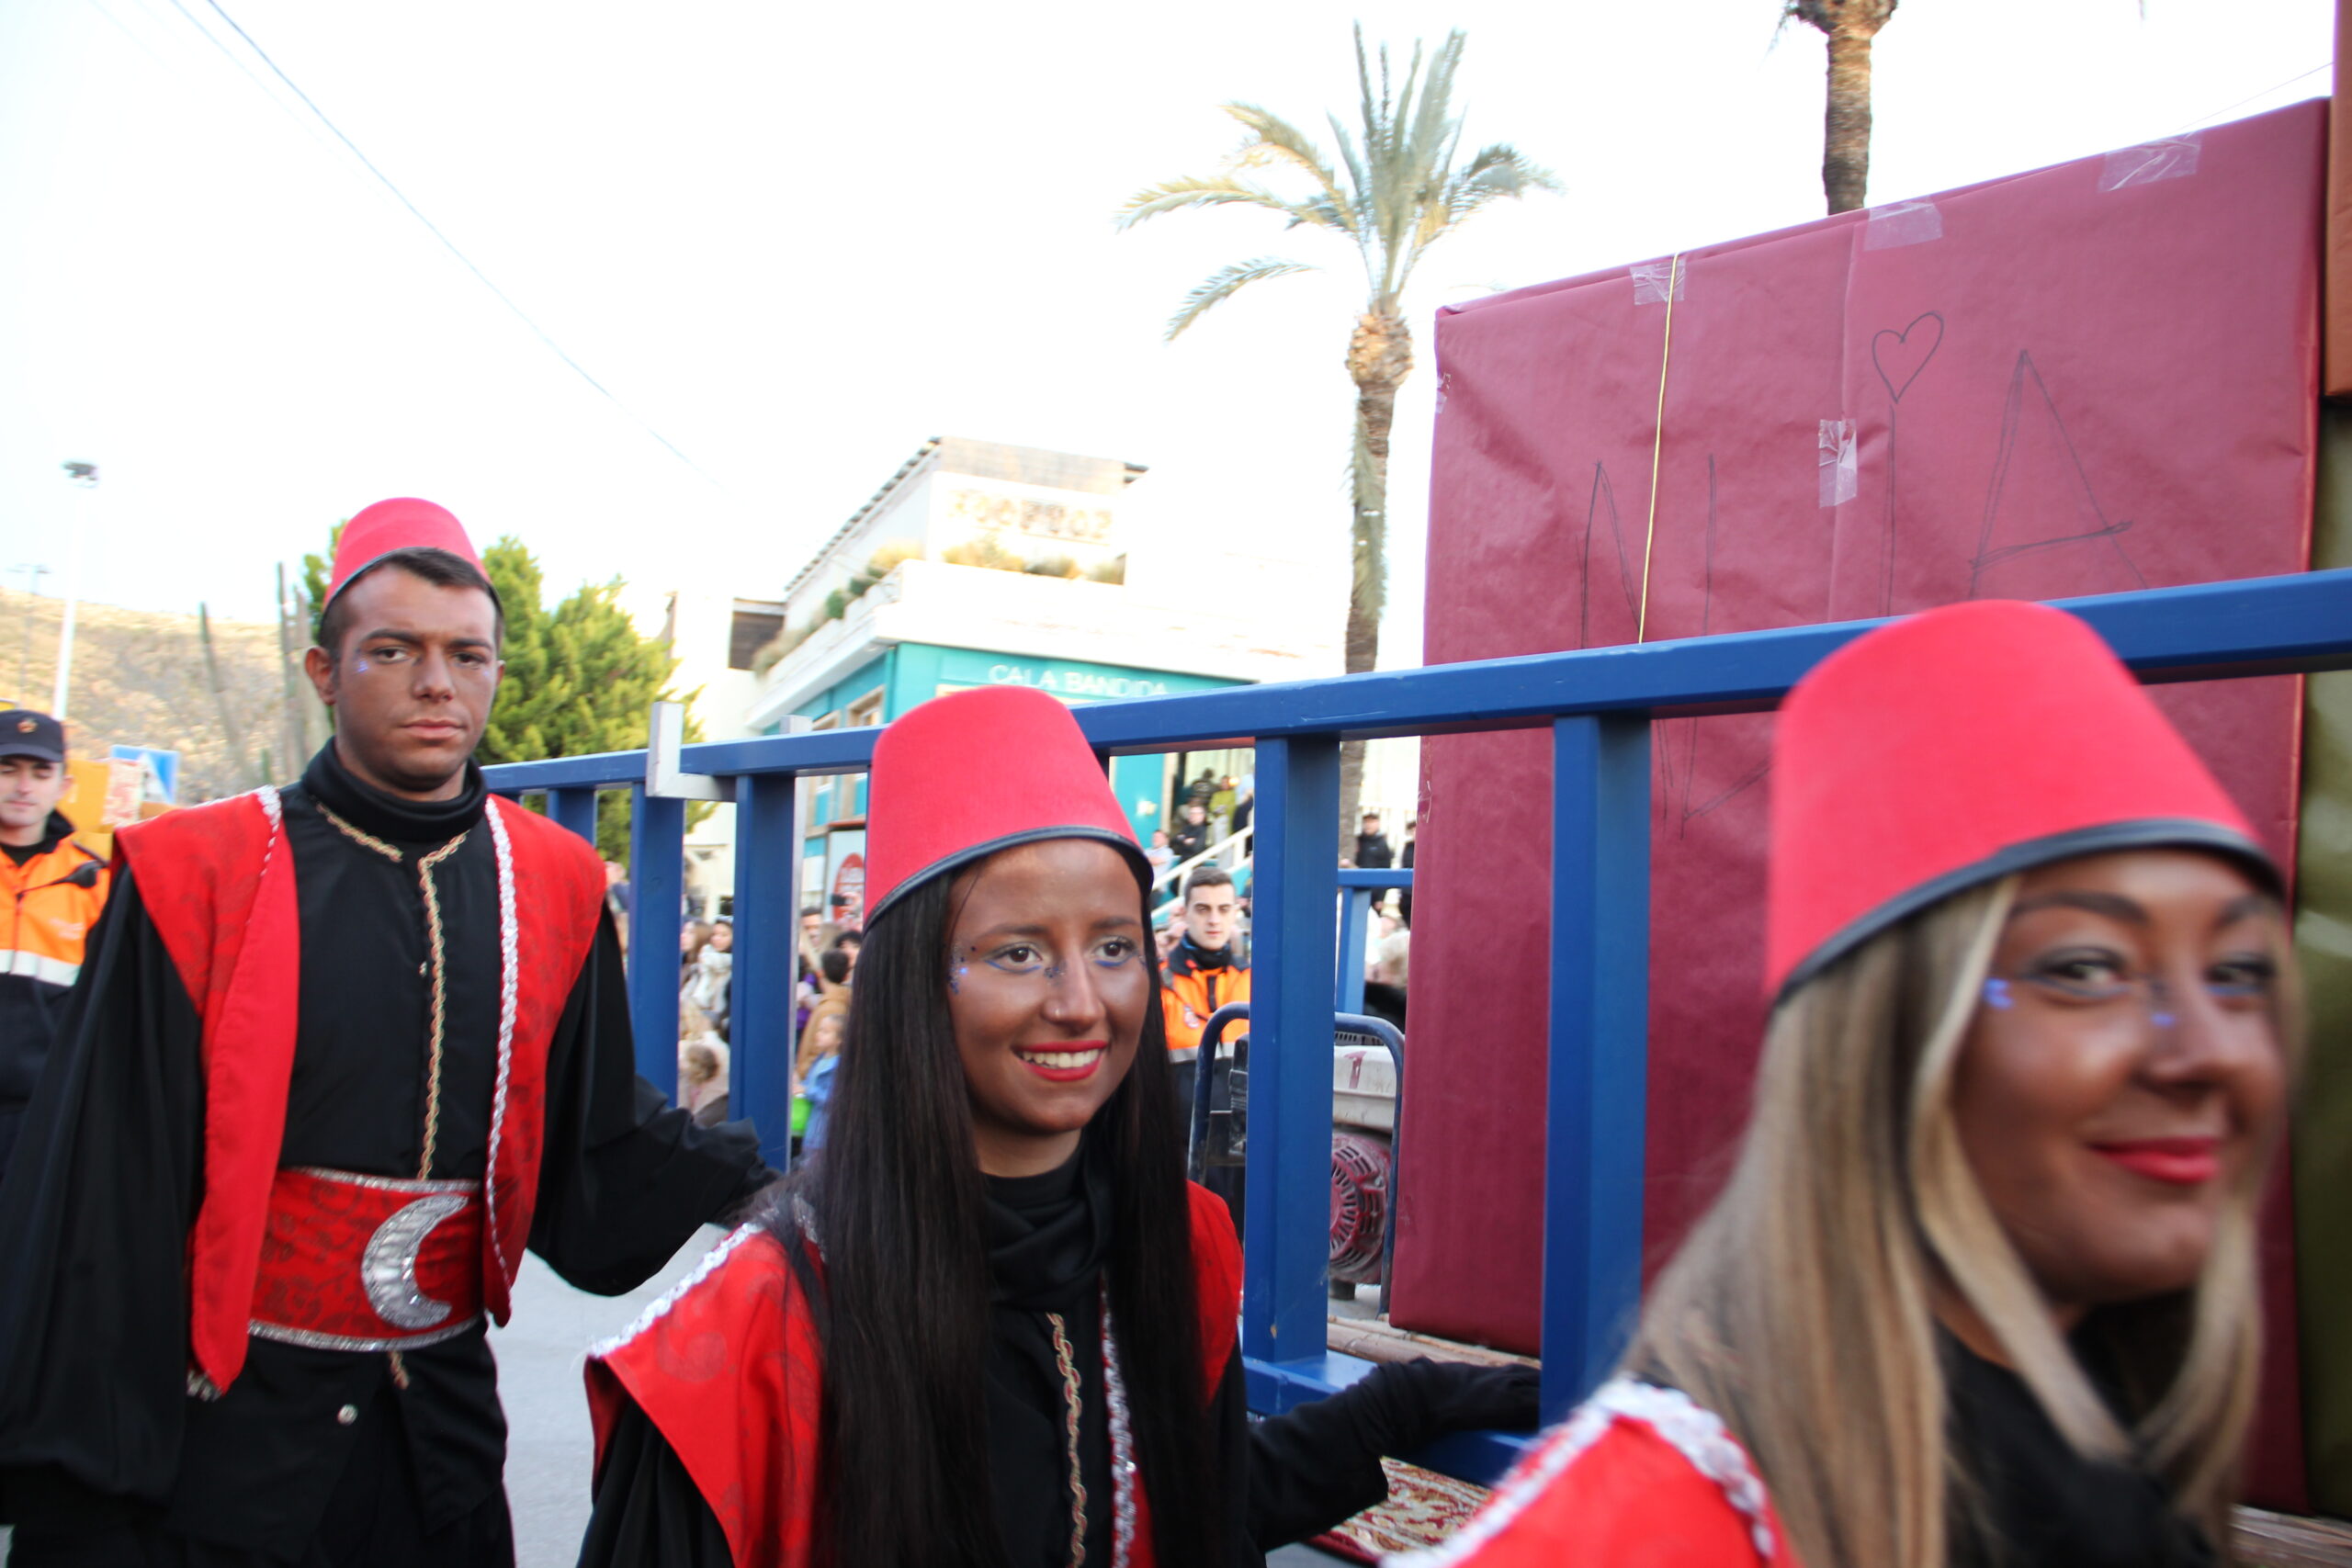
[578,1146,1447,1568]
[0,739,772,1563]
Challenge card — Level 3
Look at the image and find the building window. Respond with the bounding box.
[846,688,885,728]
[729,606,786,671]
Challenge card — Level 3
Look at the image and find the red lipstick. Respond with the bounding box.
[2091,1137,2221,1186]
[1014,1041,1108,1083]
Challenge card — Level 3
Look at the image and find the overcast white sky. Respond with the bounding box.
[0,0,2333,665]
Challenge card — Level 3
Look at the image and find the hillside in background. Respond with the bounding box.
[0,587,316,802]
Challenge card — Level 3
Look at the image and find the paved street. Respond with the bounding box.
[494,1228,725,1566]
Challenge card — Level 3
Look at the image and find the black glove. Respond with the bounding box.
[1350,1358,1541,1455]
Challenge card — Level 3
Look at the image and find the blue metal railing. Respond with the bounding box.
[484,568,2352,1483]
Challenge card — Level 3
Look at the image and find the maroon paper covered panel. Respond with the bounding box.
[1397,103,2321,1504]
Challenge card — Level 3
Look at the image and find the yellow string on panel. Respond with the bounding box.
[1634,253,1682,645]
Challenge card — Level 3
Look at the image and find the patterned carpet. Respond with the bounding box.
[1309,1458,1491,1562]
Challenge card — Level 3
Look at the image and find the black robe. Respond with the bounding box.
[578,1140,1399,1567]
[0,745,774,1563]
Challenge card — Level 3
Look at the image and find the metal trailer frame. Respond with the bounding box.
[484,567,2352,1483]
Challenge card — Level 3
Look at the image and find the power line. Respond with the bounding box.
[2172,61,2330,134]
[176,0,729,490]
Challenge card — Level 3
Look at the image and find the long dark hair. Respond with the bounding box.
[776,863,1220,1567]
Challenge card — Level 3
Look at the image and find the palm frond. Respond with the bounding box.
[1114,175,1311,230]
[1441,143,1562,224]
[1221,102,1351,222]
[1165,256,1318,340]
[1326,107,1373,222]
[1125,26,1556,338]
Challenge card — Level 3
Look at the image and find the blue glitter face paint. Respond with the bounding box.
[1042,962,1068,983]
[946,947,969,994]
[1983,977,2014,1010]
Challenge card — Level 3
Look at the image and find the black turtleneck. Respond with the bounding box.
[307,738,489,843]
[1945,1329,2215,1568]
[984,1140,1120,1568]
[280,740,501,1182]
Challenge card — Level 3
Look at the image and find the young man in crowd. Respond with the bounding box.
[0,499,773,1566]
[1163,863,1251,1225]
[1354,810,1395,870]
[1161,863,1250,1056]
[0,710,107,1180]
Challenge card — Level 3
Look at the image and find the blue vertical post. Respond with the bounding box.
[731,773,798,1172]
[1242,735,1340,1365]
[1542,715,1652,1423]
[548,787,600,848]
[628,786,687,1096]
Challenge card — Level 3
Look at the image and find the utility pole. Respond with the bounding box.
[54,462,96,719]
[12,562,50,705]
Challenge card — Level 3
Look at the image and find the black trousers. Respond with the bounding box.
[7,1386,514,1568]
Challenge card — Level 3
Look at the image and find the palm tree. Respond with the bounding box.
[1788,0,1900,213]
[1117,27,1555,853]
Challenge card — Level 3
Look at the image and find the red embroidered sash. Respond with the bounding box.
[249,1167,487,1351]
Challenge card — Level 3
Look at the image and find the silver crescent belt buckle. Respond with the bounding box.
[361,1193,470,1331]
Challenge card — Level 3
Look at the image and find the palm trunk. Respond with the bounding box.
[1822,22,1875,212]
[1340,305,1410,861]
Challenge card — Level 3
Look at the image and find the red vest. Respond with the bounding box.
[586,1181,1245,1568]
[118,787,606,1393]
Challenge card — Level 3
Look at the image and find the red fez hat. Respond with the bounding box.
[323,498,493,610]
[865,685,1146,921]
[1766,599,2272,998]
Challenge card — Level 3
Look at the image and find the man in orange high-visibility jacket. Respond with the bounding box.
[1160,864,1249,1057]
[0,710,107,1179]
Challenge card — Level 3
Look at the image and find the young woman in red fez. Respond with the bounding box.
[1406,600,2296,1568]
[578,684,1532,1568]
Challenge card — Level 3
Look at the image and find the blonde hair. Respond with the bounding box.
[1628,874,2294,1568]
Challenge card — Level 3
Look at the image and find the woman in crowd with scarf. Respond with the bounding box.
[578,684,1528,1567]
[1407,600,2295,1568]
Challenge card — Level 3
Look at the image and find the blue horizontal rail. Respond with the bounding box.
[484,567,2352,1483]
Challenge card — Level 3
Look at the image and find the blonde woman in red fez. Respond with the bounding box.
[1407,600,2295,1568]
[579,685,1533,1568]
[0,500,775,1565]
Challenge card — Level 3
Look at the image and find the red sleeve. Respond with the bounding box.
[1186,1179,1242,1397]
[586,1226,823,1568]
[1397,1394,1797,1568]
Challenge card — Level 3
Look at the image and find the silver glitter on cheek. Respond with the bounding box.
[947,947,969,994]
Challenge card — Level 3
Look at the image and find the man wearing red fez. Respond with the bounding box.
[0,500,775,1565]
